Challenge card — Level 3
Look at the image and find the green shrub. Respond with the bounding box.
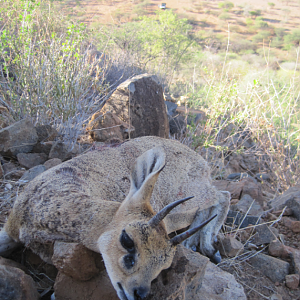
[268,2,275,8]
[218,1,234,10]
[249,10,261,18]
[0,0,109,145]
[255,16,268,28]
[284,29,300,49]
[252,30,272,43]
[219,12,230,20]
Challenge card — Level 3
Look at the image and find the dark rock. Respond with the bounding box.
[248,253,290,283]
[48,142,81,161]
[19,165,46,183]
[227,173,250,181]
[233,194,264,216]
[32,141,53,155]
[0,264,40,300]
[268,185,300,220]
[226,210,261,228]
[255,173,271,182]
[252,224,278,245]
[102,74,169,139]
[290,248,300,275]
[52,242,100,281]
[35,125,58,142]
[0,119,38,156]
[17,153,48,169]
[226,153,260,176]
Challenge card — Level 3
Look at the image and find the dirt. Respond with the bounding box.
[53,0,300,34]
[219,217,300,300]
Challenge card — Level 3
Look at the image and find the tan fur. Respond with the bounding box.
[1,136,229,300]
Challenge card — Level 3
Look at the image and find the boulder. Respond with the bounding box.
[101,74,169,139]
[248,253,290,283]
[54,245,209,300]
[0,264,40,300]
[198,262,247,300]
[17,153,48,169]
[52,242,100,281]
[0,119,38,156]
[268,185,300,220]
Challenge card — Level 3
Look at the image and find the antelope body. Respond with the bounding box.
[0,136,229,300]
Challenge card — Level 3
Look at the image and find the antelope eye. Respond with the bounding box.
[120,230,135,253]
[124,254,135,269]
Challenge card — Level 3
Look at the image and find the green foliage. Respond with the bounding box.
[284,29,300,49]
[218,1,234,10]
[249,10,261,18]
[245,18,254,27]
[252,30,272,43]
[0,0,107,144]
[255,16,268,28]
[106,10,195,83]
[219,12,230,20]
[268,2,275,8]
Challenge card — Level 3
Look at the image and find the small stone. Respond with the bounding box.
[19,165,46,183]
[44,158,62,170]
[5,183,12,190]
[282,217,293,229]
[270,293,282,300]
[268,240,287,258]
[218,236,244,257]
[285,274,299,290]
[291,221,300,233]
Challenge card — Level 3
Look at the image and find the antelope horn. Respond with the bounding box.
[171,214,217,246]
[148,196,194,228]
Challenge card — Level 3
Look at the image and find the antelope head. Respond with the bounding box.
[98,147,216,300]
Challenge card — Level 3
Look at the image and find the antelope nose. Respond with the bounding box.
[134,286,150,299]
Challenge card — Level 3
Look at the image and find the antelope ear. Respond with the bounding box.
[125,147,166,206]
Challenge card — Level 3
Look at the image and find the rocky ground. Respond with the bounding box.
[0,74,300,299]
